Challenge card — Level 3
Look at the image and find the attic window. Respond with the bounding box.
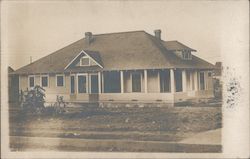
[182,51,192,60]
[80,57,90,66]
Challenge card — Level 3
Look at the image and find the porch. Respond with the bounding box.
[65,69,213,103]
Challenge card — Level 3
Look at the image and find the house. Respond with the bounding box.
[10,30,215,105]
[214,62,222,80]
[213,62,223,98]
[8,67,19,102]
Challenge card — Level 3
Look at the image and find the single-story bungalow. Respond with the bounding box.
[10,29,215,105]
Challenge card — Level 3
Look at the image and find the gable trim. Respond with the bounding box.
[82,51,104,68]
[64,50,103,70]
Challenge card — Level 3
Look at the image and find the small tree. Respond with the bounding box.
[20,85,45,112]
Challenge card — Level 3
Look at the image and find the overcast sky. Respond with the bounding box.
[1,0,248,70]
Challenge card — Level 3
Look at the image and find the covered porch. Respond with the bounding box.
[69,68,213,103]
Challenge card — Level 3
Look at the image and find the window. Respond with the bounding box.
[199,72,205,90]
[29,76,35,88]
[56,75,64,87]
[78,75,87,93]
[41,76,49,87]
[132,73,141,92]
[182,51,192,60]
[160,70,170,92]
[80,57,90,66]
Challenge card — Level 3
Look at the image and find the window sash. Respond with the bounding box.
[56,75,64,87]
[80,57,90,66]
[29,76,35,87]
[41,76,48,87]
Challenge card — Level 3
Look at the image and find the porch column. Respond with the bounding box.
[194,71,198,91]
[170,69,175,93]
[102,72,104,93]
[120,71,124,93]
[144,70,148,93]
[182,70,187,92]
[98,72,101,93]
[157,70,160,92]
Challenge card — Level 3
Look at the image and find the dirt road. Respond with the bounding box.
[10,136,221,152]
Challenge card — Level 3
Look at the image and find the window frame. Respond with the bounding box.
[182,51,192,60]
[28,75,35,88]
[80,56,90,66]
[56,74,65,87]
[40,75,49,88]
[77,73,88,94]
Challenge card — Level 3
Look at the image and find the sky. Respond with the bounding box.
[1,0,248,70]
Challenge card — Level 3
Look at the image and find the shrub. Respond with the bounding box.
[19,85,45,113]
[19,88,67,115]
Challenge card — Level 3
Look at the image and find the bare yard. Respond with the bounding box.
[9,104,222,152]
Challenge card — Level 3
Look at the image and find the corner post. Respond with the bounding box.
[194,70,198,91]
[144,70,148,93]
[182,70,187,92]
[170,69,175,93]
[120,70,124,93]
[102,72,104,93]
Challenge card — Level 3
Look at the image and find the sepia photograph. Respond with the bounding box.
[1,0,249,158]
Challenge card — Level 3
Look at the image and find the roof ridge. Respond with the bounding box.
[144,32,180,67]
[93,30,146,36]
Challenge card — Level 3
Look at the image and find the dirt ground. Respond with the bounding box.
[9,103,222,152]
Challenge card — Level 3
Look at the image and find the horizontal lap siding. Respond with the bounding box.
[45,75,70,102]
[19,75,28,91]
[18,74,71,102]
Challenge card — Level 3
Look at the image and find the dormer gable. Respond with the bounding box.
[174,50,192,60]
[64,50,103,70]
[78,55,98,66]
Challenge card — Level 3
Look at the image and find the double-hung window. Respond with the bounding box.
[41,75,49,87]
[56,75,64,87]
[28,76,35,88]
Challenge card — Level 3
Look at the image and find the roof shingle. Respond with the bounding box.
[12,30,215,74]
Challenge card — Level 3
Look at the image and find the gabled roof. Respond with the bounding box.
[12,30,215,75]
[65,50,104,69]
